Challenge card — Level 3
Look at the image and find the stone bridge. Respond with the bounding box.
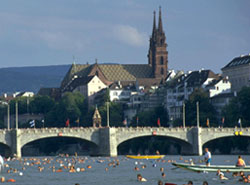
[0,127,249,158]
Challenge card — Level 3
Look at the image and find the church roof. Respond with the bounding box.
[60,63,155,91]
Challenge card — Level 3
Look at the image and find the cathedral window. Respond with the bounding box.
[161,67,164,75]
[160,56,164,65]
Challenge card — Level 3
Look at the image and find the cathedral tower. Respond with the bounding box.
[148,7,168,79]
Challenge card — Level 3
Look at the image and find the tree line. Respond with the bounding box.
[0,87,250,129]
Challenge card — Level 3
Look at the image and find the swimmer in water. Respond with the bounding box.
[158,180,163,185]
[137,174,147,182]
[202,181,208,185]
[219,173,228,180]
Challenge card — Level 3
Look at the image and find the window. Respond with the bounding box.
[160,56,164,65]
[161,67,164,75]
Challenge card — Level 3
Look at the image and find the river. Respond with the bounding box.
[1,155,249,185]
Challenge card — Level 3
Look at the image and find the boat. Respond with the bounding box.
[126,155,165,159]
[172,162,250,172]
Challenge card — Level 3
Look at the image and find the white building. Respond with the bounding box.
[222,54,250,92]
[165,69,231,120]
[72,75,107,105]
[109,81,136,102]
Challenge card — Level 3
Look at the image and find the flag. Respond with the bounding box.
[41,119,45,128]
[75,118,80,127]
[29,120,35,127]
[220,117,225,128]
[206,118,210,127]
[123,118,127,126]
[157,118,161,127]
[65,119,70,127]
[238,118,241,127]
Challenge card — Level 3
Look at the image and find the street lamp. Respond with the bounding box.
[106,101,110,127]
[7,103,10,130]
[183,102,186,128]
[15,101,18,130]
[0,101,10,130]
[196,101,200,128]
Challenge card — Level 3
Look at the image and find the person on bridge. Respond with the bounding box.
[236,155,246,167]
[204,148,211,166]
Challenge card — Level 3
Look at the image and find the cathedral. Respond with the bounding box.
[59,8,169,104]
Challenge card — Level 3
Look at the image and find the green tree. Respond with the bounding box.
[29,95,55,114]
[9,97,29,115]
[222,86,250,127]
[99,102,124,127]
[185,88,217,127]
[131,106,169,127]
[46,92,86,127]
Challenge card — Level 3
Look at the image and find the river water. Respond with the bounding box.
[1,155,249,185]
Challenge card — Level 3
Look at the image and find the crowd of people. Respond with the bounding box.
[0,151,249,184]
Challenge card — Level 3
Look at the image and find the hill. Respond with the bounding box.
[0,65,71,95]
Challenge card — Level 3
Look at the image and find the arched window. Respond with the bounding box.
[161,68,164,75]
[160,56,164,65]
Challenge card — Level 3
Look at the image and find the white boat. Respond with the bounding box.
[172,162,250,172]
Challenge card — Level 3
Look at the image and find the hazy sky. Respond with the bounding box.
[0,0,249,73]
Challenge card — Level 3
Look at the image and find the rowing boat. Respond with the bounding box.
[126,155,165,159]
[172,162,250,172]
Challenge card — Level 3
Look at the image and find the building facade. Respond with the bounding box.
[222,54,250,92]
[165,70,231,120]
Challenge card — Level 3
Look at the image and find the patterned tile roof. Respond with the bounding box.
[60,63,155,91]
[99,64,136,81]
[123,64,154,78]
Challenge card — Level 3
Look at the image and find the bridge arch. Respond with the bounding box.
[201,128,250,146]
[18,128,100,150]
[21,136,98,156]
[116,127,192,146]
[115,127,193,155]
[117,135,193,155]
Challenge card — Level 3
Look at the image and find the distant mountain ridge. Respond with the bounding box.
[0,65,71,95]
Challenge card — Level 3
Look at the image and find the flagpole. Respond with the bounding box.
[7,103,10,130]
[183,102,185,128]
[107,102,110,127]
[196,101,199,128]
[15,101,18,130]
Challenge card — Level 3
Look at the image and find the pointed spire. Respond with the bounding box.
[158,6,163,34]
[152,11,156,39]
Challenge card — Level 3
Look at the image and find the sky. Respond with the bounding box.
[0,0,249,73]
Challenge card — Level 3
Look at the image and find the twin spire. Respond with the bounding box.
[152,6,164,38]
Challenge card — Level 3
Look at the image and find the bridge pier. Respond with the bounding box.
[11,129,22,158]
[192,127,203,156]
[97,127,117,157]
